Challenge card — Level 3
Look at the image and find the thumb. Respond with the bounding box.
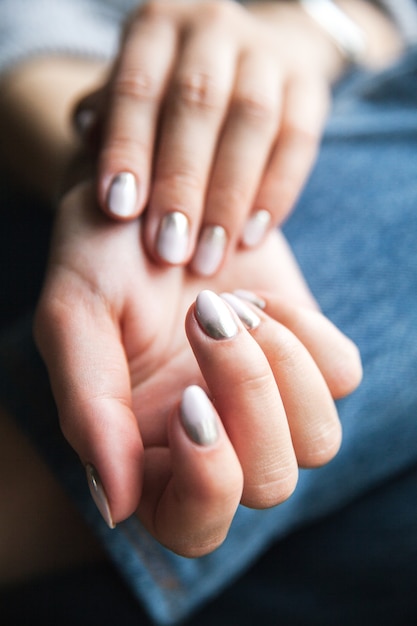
[34,287,143,528]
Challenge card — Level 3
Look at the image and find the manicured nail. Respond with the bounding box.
[85,463,115,529]
[107,172,137,218]
[191,225,227,276]
[233,289,266,310]
[196,290,238,339]
[242,209,271,247]
[180,385,219,446]
[156,211,189,264]
[221,293,260,329]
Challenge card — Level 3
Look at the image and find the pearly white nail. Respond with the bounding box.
[221,293,261,329]
[192,225,227,276]
[233,289,266,310]
[181,385,219,446]
[196,290,238,339]
[242,209,271,247]
[156,211,189,264]
[107,172,137,218]
[85,463,115,529]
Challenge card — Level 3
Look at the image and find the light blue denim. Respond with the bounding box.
[0,47,416,626]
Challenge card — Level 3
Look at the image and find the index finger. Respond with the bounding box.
[98,4,178,220]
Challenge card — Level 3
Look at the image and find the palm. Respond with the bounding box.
[43,183,314,449]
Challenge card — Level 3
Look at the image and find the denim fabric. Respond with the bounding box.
[0,48,416,625]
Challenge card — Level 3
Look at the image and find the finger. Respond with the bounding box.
[222,292,343,468]
[144,20,236,267]
[137,385,243,557]
[234,290,363,398]
[242,75,329,246]
[186,290,299,509]
[34,278,143,528]
[191,51,281,276]
[97,4,178,220]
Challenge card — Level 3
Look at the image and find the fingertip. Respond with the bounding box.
[329,338,363,399]
[179,385,220,447]
[104,171,140,220]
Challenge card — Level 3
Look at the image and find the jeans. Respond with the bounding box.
[1,48,417,625]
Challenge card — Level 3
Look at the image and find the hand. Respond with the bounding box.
[75,0,343,275]
[34,182,361,555]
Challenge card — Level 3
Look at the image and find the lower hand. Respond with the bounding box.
[34,182,361,555]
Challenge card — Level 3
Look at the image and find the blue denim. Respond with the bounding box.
[0,48,416,625]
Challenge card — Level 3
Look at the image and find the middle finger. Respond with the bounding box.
[145,23,237,267]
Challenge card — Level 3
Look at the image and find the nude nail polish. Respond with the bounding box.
[180,385,219,446]
[85,463,115,529]
[242,209,271,247]
[221,292,261,329]
[196,290,238,339]
[191,225,227,276]
[107,172,137,218]
[156,211,189,264]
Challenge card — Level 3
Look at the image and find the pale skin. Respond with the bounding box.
[79,0,402,273]
[33,181,362,551]
[0,0,400,583]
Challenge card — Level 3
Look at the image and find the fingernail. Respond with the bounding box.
[221,293,260,329]
[180,385,219,446]
[156,211,189,264]
[233,289,266,310]
[107,172,137,218]
[85,463,115,529]
[242,209,271,247]
[196,290,238,339]
[191,225,227,276]
[74,108,96,138]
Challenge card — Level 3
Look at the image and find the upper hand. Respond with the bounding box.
[76,0,342,274]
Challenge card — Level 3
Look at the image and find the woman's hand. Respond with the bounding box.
[77,0,345,275]
[34,182,362,555]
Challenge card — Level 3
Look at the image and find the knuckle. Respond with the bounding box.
[157,164,203,195]
[111,67,160,104]
[101,134,148,167]
[232,91,277,127]
[200,0,240,27]
[243,464,298,509]
[298,421,342,468]
[211,180,249,211]
[170,530,228,559]
[282,120,321,149]
[173,72,224,113]
[137,0,166,20]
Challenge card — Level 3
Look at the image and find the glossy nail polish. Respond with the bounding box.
[180,385,219,446]
[85,463,115,529]
[107,172,137,218]
[191,225,227,276]
[242,209,271,247]
[196,290,238,339]
[156,211,189,264]
[233,289,266,310]
[221,292,261,329]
